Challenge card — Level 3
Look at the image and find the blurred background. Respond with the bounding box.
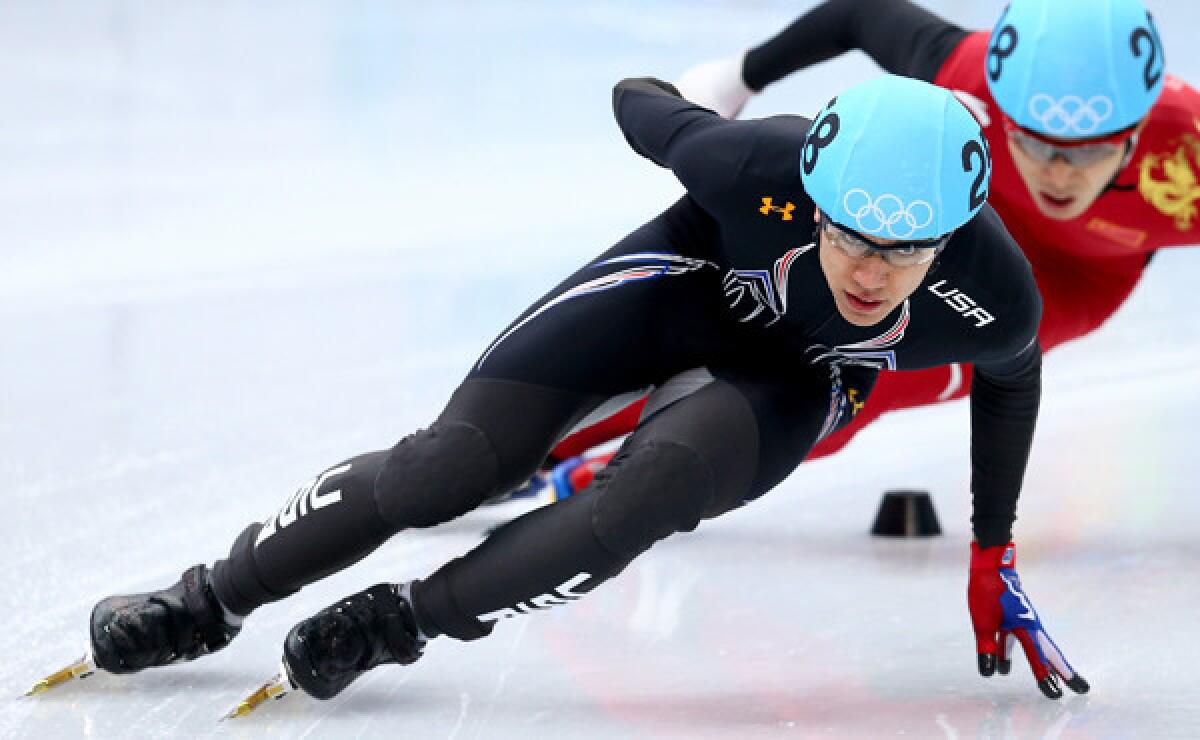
[3,2,1199,737]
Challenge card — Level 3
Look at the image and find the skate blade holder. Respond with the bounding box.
[870,490,942,537]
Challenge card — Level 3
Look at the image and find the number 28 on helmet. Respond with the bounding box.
[800,74,991,245]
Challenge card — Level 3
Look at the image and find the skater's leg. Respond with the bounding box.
[211,378,602,616]
[545,394,648,464]
[275,374,772,698]
[209,202,726,616]
[412,365,866,641]
[91,378,600,674]
[88,198,725,678]
[280,367,857,699]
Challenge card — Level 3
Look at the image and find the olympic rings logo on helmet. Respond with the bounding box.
[841,189,935,240]
[1027,94,1114,136]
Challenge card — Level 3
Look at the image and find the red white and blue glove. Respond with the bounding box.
[968,542,1089,699]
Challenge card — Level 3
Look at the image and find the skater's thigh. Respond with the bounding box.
[437,378,607,481]
[624,363,868,519]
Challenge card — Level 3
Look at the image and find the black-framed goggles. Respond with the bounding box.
[817,211,949,267]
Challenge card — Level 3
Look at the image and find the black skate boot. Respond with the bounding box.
[283,582,425,700]
[90,564,240,674]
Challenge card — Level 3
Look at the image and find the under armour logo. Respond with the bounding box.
[759,197,795,221]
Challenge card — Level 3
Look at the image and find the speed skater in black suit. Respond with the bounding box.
[31,71,1087,710]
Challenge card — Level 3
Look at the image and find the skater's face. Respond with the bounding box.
[816,208,938,327]
[1006,119,1143,221]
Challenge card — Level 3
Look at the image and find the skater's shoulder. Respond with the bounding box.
[926,206,1041,349]
[715,114,813,186]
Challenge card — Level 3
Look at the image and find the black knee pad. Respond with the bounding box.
[374,421,501,528]
[590,438,716,557]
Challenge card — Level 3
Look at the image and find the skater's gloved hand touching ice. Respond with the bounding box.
[674,52,754,118]
[967,542,1089,699]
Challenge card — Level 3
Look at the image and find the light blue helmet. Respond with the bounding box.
[800,74,990,242]
[985,0,1164,139]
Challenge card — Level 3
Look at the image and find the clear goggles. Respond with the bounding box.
[818,211,948,267]
[1003,116,1136,167]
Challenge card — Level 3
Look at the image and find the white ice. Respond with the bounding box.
[3,2,1200,738]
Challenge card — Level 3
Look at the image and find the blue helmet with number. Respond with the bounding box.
[985,0,1164,139]
[800,74,990,242]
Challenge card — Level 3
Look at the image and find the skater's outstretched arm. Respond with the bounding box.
[611,77,739,174]
[957,261,1087,700]
[675,0,969,119]
[961,294,1088,700]
[611,76,792,218]
[743,0,968,90]
[969,341,1041,548]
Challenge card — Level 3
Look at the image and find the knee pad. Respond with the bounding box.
[374,421,501,528]
[590,438,715,557]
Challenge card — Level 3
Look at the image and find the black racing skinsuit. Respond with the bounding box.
[210,78,1042,643]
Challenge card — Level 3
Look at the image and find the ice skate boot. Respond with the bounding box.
[283,582,425,700]
[90,564,240,674]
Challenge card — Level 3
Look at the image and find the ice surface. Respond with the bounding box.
[3,1,1200,737]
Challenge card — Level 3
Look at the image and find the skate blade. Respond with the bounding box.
[223,663,293,720]
[22,653,98,697]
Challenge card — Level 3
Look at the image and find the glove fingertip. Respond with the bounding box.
[1065,674,1090,694]
[977,653,996,677]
